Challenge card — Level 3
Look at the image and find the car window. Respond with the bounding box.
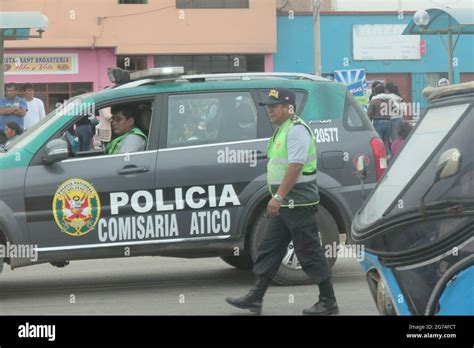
[45,100,153,158]
[4,98,83,152]
[358,103,470,227]
[346,103,364,128]
[166,92,258,147]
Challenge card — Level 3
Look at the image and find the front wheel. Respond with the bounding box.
[249,205,340,286]
[376,279,397,315]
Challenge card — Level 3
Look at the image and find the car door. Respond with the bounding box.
[24,97,159,252]
[153,90,273,243]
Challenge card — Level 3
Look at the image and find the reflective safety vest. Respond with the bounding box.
[267,116,320,207]
[106,127,147,155]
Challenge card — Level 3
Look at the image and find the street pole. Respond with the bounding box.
[313,0,321,76]
[0,29,4,98]
[447,29,454,84]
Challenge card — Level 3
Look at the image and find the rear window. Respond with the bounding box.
[301,83,347,121]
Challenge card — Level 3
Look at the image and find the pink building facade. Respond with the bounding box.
[4,0,277,112]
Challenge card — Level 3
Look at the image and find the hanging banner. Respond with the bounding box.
[334,69,369,110]
[3,53,79,75]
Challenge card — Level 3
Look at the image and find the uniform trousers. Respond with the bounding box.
[253,205,331,284]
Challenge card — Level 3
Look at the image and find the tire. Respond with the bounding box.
[249,205,340,286]
[376,279,397,315]
[221,253,253,270]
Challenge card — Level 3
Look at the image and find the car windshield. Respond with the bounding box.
[358,103,470,228]
[4,98,84,152]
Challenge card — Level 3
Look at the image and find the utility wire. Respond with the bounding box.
[95,4,176,45]
[100,4,176,20]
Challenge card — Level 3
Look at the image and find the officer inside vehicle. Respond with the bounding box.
[226,88,339,315]
[106,106,148,154]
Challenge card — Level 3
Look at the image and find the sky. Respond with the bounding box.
[333,0,474,11]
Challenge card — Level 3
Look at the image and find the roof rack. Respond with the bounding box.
[422,81,474,101]
[113,71,329,89]
[178,72,329,82]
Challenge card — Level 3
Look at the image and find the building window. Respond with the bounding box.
[119,0,148,4]
[117,56,148,72]
[154,54,264,74]
[176,0,249,9]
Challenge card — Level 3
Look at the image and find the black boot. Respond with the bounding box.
[303,295,339,315]
[303,278,339,315]
[226,277,270,315]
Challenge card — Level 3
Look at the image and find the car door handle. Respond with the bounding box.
[256,151,267,160]
[117,165,150,175]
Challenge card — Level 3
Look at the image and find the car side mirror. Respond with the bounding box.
[420,148,462,215]
[42,139,69,164]
[434,148,462,183]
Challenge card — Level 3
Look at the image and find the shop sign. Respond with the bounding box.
[3,53,79,75]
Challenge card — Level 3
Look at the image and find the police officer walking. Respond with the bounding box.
[226,88,339,315]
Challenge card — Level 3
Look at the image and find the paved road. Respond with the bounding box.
[0,250,378,315]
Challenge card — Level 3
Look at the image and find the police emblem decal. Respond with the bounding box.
[52,178,101,236]
[269,89,279,99]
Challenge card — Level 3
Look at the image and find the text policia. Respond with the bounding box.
[97,184,241,243]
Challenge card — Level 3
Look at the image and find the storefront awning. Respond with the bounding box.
[0,12,49,39]
[0,12,49,97]
[403,8,474,35]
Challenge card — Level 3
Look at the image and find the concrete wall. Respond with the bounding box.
[5,0,277,55]
[274,14,474,78]
[277,0,333,12]
[274,13,474,109]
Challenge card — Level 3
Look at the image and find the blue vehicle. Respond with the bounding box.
[351,82,474,315]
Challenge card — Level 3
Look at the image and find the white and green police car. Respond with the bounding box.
[0,68,386,285]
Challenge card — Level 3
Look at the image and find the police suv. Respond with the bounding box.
[0,68,386,285]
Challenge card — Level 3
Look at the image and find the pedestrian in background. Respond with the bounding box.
[226,88,339,316]
[369,81,383,102]
[4,121,24,146]
[385,82,404,143]
[367,84,391,156]
[73,89,93,151]
[391,121,412,157]
[0,83,27,145]
[438,78,450,87]
[372,82,404,143]
[22,83,46,130]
